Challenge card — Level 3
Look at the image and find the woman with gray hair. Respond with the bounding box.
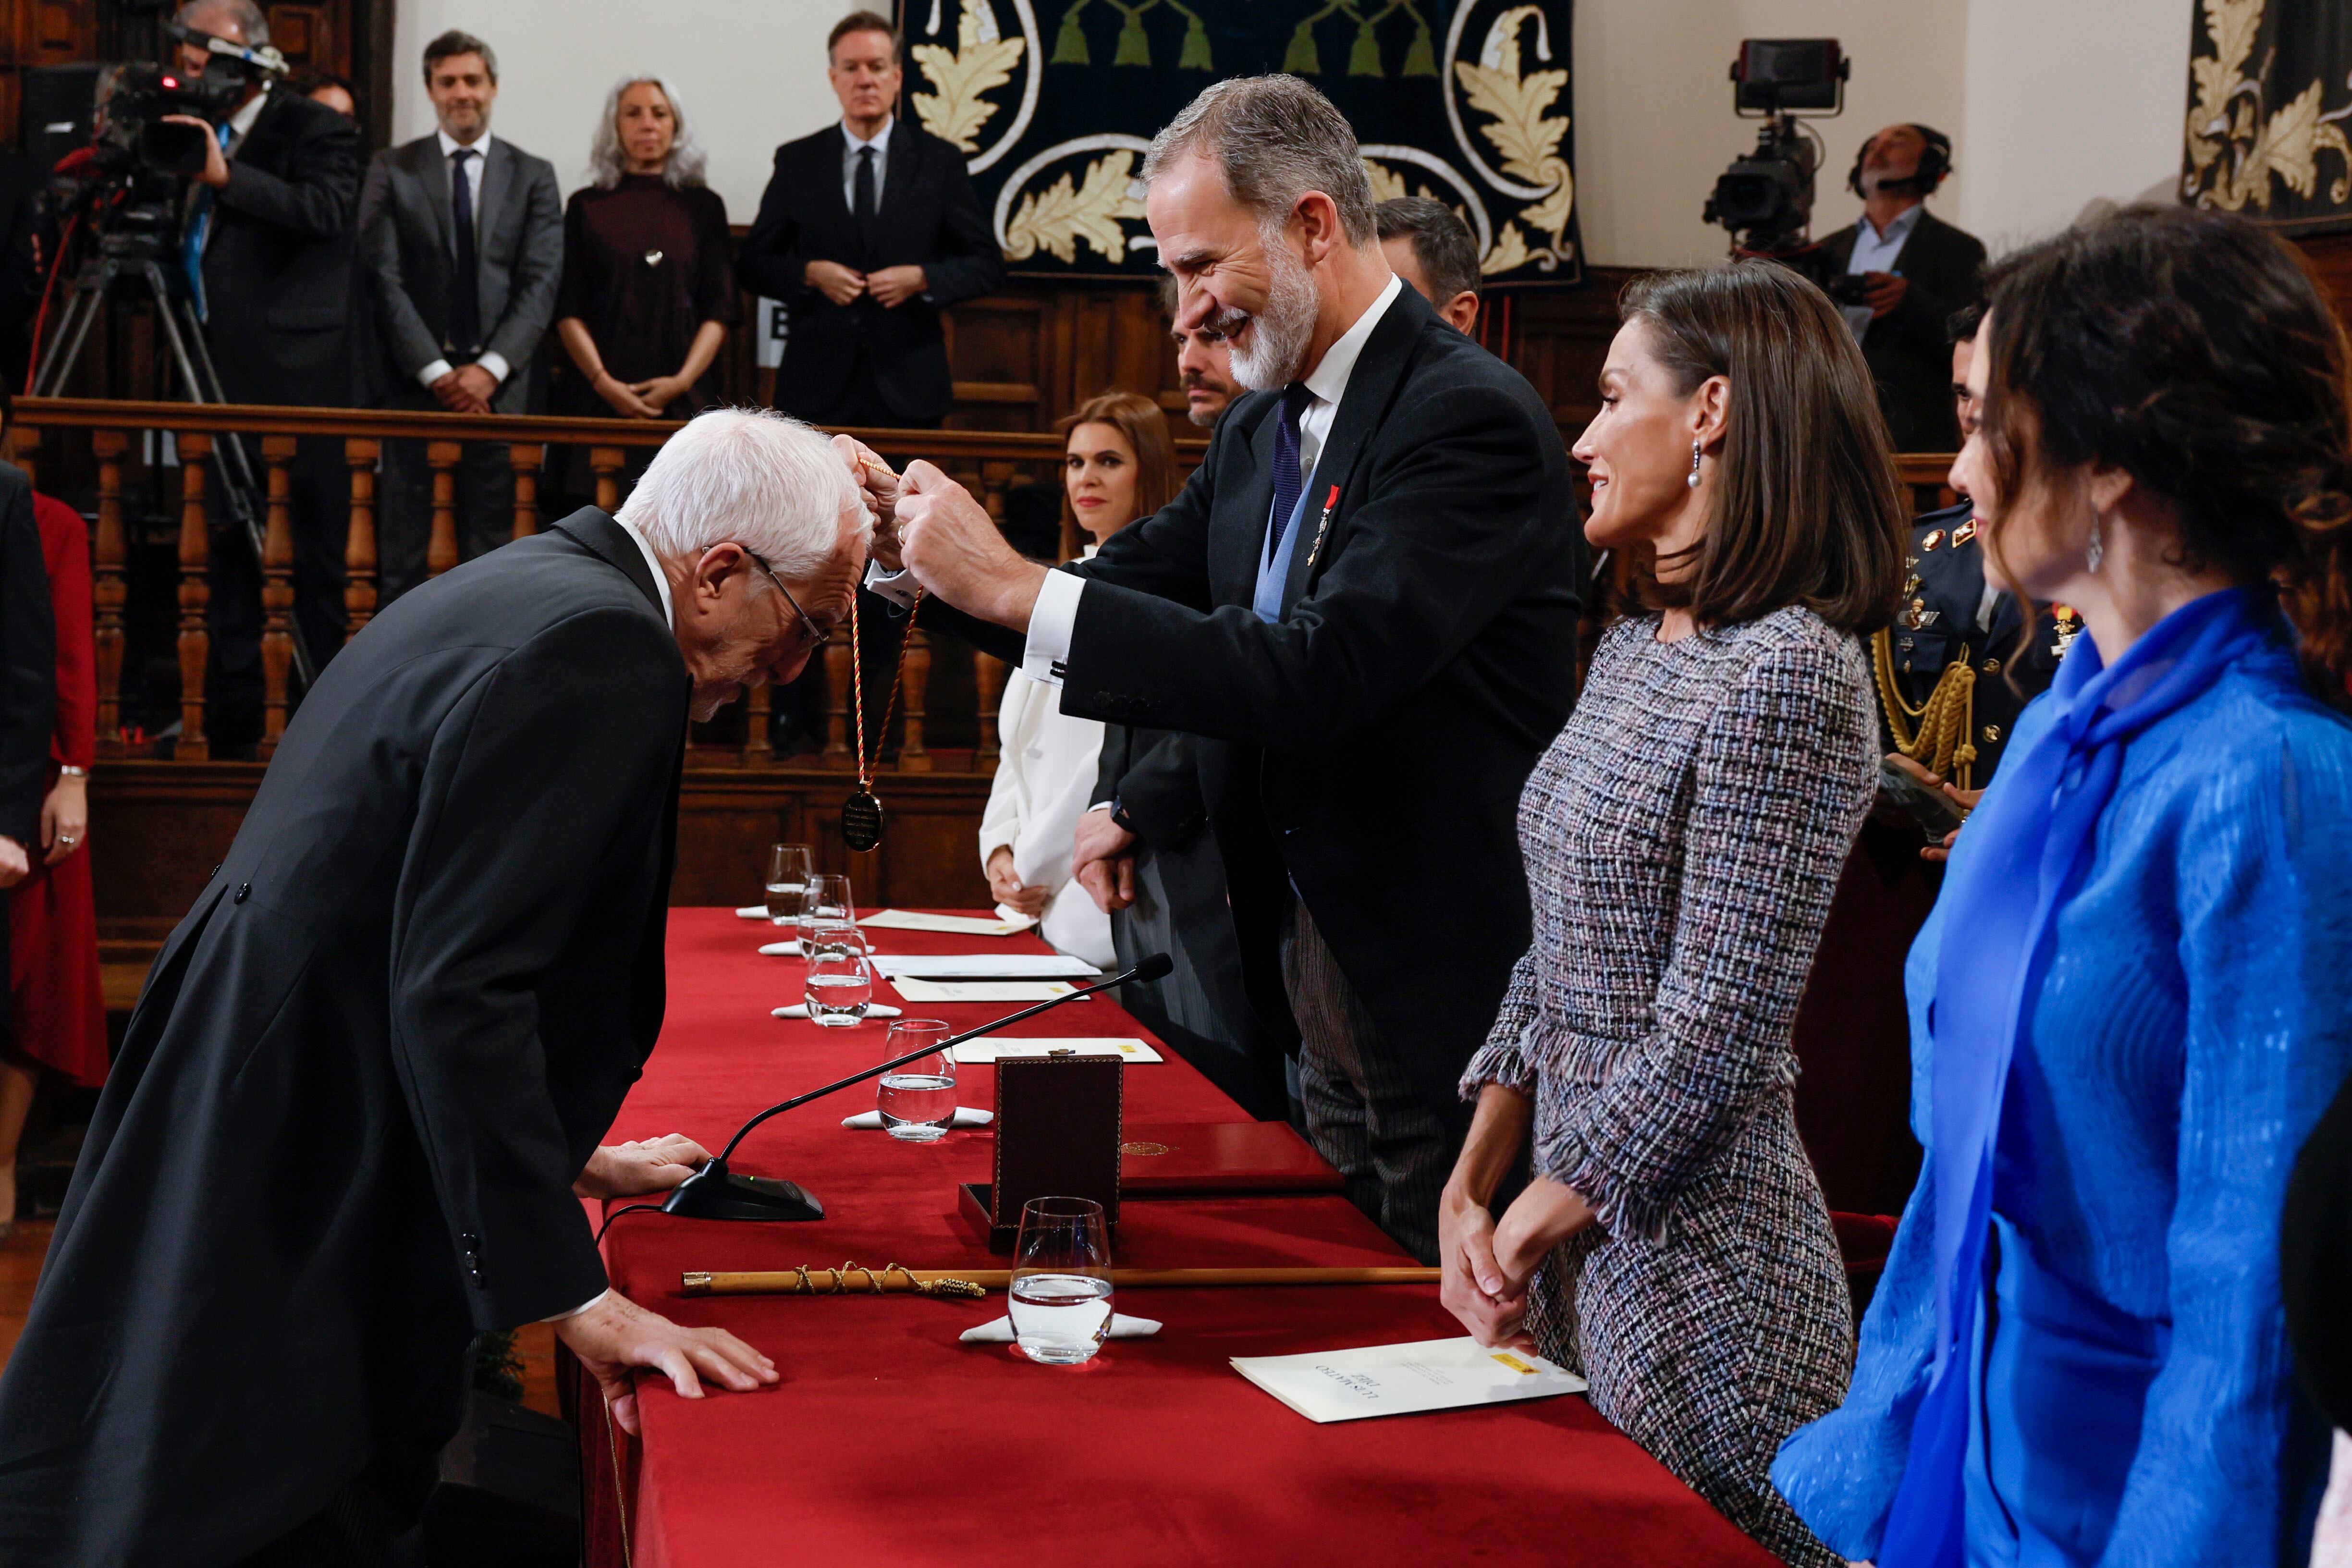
[552,75,737,446]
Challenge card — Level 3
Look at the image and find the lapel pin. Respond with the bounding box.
[1303,484,1341,572]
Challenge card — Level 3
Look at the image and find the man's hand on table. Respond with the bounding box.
[574,1134,710,1199]
[1073,806,1138,913]
[897,460,1049,630]
[554,1289,777,1435]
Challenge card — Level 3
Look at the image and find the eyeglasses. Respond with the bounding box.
[744,549,834,652]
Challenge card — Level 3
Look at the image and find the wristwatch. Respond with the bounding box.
[1109,797,1138,836]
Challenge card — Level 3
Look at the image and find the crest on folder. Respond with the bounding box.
[901,0,1583,284]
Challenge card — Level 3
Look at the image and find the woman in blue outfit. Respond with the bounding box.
[1773,207,2352,1566]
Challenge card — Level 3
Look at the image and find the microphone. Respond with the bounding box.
[658,954,1173,1222]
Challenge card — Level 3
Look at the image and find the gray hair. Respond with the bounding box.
[588,75,708,189]
[618,408,870,582]
[1142,76,1376,247]
[175,0,269,47]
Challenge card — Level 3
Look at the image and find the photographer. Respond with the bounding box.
[1819,124,1984,452]
[165,0,361,752]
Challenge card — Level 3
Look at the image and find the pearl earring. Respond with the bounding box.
[2086,514,2104,573]
[1687,439,1702,490]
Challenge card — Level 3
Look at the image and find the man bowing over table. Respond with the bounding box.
[854,75,1583,1264]
[0,410,871,1565]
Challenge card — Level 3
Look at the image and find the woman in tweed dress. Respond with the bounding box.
[1439,264,1905,1565]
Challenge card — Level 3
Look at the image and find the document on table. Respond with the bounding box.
[1230,1337,1586,1424]
[858,909,1036,937]
[870,954,1102,980]
[950,1037,1163,1064]
[888,978,1086,1004]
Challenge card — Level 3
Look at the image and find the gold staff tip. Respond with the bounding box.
[681,1271,712,1295]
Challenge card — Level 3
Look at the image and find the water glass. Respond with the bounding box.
[764,844,813,925]
[1009,1197,1113,1365]
[798,873,856,952]
[801,918,864,964]
[875,1019,956,1142]
[802,942,873,1027]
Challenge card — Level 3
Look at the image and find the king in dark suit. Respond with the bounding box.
[875,79,1582,1262]
[0,411,876,1565]
[735,12,1004,428]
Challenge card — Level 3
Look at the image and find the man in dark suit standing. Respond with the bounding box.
[737,11,1004,429]
[359,29,563,602]
[0,410,885,1565]
[870,76,1582,1262]
[1817,123,1986,452]
[162,0,361,753]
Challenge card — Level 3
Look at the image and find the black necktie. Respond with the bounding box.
[450,147,481,357]
[853,145,877,257]
[1268,382,1314,556]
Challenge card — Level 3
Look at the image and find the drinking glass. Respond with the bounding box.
[875,1019,956,1142]
[764,845,813,925]
[801,918,864,964]
[1009,1197,1113,1365]
[802,942,873,1027]
[798,873,856,952]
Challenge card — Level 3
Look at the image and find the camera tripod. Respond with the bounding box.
[33,236,318,692]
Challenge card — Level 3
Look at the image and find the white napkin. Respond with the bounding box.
[759,940,801,956]
[840,1107,993,1128]
[735,905,771,919]
[960,1313,1161,1343]
[772,1003,903,1020]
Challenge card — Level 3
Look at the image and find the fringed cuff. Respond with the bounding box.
[1533,1121,1670,1246]
[1459,1025,1539,1100]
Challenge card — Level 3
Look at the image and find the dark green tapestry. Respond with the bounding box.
[2184,0,2352,233]
[898,0,1580,283]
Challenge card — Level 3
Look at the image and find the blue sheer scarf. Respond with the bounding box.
[1877,585,2284,1567]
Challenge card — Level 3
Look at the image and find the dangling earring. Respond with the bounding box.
[2085,514,2105,573]
[1687,439,1702,490]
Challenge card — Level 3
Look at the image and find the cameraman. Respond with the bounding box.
[1819,124,1985,452]
[164,0,360,753]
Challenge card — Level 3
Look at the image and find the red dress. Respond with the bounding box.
[10,490,105,1086]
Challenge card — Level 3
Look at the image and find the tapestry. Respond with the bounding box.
[2184,0,2352,233]
[898,0,1581,284]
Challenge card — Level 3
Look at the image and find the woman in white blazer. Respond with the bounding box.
[980,392,1177,967]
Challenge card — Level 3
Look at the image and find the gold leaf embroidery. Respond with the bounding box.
[2184,0,2352,214]
[1453,6,1574,274]
[911,0,1027,154]
[1004,151,1146,264]
[1363,160,1410,203]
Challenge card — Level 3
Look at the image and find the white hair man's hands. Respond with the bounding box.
[896,461,1050,631]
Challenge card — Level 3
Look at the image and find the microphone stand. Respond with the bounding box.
[657,955,1172,1222]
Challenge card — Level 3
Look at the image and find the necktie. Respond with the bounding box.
[184,122,235,322]
[450,147,482,358]
[853,145,877,257]
[1268,382,1314,557]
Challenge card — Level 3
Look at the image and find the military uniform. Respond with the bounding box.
[1872,499,2079,790]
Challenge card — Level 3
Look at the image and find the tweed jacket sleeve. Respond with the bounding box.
[1462,949,1544,1094]
[1538,637,1874,1242]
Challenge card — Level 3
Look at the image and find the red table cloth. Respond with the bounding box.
[583,909,1777,1567]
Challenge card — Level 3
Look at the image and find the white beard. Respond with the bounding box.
[1221,233,1319,392]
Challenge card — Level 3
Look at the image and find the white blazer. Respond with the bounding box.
[978,664,1116,969]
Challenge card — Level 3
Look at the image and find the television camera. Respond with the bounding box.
[1701,39,1848,287]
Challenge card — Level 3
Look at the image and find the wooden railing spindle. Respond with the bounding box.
[973,650,1006,769]
[510,442,542,539]
[897,628,932,771]
[739,683,772,768]
[820,640,855,769]
[4,423,34,489]
[174,433,212,761]
[426,440,463,577]
[258,436,297,756]
[344,438,379,639]
[91,429,129,754]
[590,447,625,514]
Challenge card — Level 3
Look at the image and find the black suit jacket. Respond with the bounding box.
[0,510,686,1565]
[928,285,1582,1114]
[201,89,362,408]
[1819,208,1987,451]
[0,466,53,851]
[736,120,1003,423]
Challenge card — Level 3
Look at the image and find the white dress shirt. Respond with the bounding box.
[841,116,894,210]
[415,129,513,390]
[1841,201,1923,342]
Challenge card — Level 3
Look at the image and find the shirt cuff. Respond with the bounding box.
[1022,569,1084,688]
[542,1286,610,1323]
[863,561,920,610]
[416,358,454,389]
[477,350,512,385]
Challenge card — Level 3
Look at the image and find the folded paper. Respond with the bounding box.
[871,954,1103,980]
[960,1312,1160,1343]
[888,979,1082,1004]
[859,909,1036,936]
[841,1107,993,1129]
[773,1003,903,1020]
[1230,1336,1586,1424]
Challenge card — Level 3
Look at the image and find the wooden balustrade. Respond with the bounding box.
[2,393,1960,773]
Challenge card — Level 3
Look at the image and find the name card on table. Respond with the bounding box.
[858,909,1037,936]
[958,1054,1122,1253]
[1230,1337,1587,1424]
[951,1038,1162,1065]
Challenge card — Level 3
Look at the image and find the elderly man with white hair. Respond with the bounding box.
[0,410,865,1566]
